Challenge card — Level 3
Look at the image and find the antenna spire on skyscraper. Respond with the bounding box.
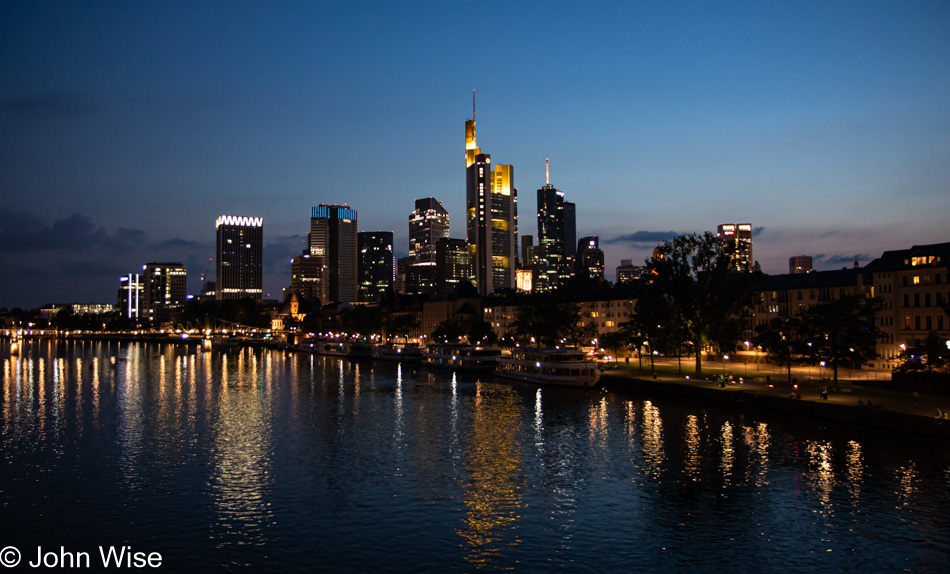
[546,158,550,185]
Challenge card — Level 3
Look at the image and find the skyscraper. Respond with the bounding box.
[290,254,324,301]
[465,95,516,296]
[216,215,263,301]
[310,204,358,303]
[117,273,142,319]
[536,159,576,291]
[575,236,605,281]
[717,223,754,272]
[409,198,450,263]
[358,231,394,303]
[789,255,813,274]
[435,237,472,296]
[142,262,187,324]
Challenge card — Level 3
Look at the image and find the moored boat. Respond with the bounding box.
[422,344,500,371]
[494,347,601,387]
[373,342,424,362]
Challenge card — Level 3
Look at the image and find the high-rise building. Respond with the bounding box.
[310,204,358,303]
[789,255,813,274]
[575,236,605,281]
[717,223,754,272]
[142,262,187,324]
[215,215,263,301]
[117,273,142,319]
[435,237,472,296]
[409,198,450,263]
[536,159,576,291]
[290,254,325,302]
[465,96,516,296]
[358,231,394,303]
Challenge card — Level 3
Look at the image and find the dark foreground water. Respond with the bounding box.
[2,341,949,572]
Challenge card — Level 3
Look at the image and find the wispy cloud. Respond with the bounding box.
[602,230,681,247]
[813,253,872,265]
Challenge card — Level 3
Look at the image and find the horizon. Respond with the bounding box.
[3,1,949,308]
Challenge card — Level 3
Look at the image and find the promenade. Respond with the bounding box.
[601,357,950,439]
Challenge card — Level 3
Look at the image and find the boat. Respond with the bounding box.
[373,342,424,362]
[313,340,375,358]
[494,347,601,387]
[422,344,501,371]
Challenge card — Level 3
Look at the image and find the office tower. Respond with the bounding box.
[310,204,358,303]
[575,236,605,281]
[536,159,576,291]
[142,262,187,324]
[117,273,142,319]
[215,215,263,301]
[290,254,325,301]
[616,259,642,284]
[465,94,516,296]
[436,237,472,295]
[789,255,813,274]
[358,231,394,303]
[717,223,754,272]
[409,198,450,263]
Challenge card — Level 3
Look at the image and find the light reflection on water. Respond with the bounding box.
[2,341,950,572]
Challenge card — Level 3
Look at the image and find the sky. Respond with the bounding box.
[2,0,949,309]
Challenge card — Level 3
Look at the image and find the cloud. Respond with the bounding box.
[264,235,307,274]
[602,230,681,246]
[0,211,145,254]
[3,93,98,118]
[813,253,872,266]
[752,226,766,237]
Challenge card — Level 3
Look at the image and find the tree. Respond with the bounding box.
[799,294,883,389]
[896,331,950,375]
[430,319,467,344]
[387,313,420,343]
[621,293,671,372]
[754,315,804,383]
[510,297,594,347]
[646,232,751,375]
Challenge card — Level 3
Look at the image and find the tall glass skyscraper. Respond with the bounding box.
[215,215,263,301]
[310,204,358,303]
[465,99,516,296]
[536,161,576,291]
[358,231,394,303]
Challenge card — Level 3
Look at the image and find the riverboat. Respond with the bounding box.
[494,347,601,387]
[313,340,375,358]
[373,342,424,362]
[422,345,501,371]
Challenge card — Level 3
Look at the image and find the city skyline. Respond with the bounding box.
[2,1,949,308]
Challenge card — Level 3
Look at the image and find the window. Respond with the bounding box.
[913,276,920,285]
[926,316,932,330]
[914,316,921,330]
[904,316,911,329]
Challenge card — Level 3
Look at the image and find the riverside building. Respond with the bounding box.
[310,204,358,303]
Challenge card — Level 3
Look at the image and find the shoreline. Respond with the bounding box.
[601,372,950,440]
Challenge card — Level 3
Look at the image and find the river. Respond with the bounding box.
[2,340,949,572]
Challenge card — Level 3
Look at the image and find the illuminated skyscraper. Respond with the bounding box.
[789,255,813,274]
[465,94,516,295]
[409,198,450,263]
[290,254,324,301]
[717,223,754,272]
[117,273,142,319]
[536,159,576,291]
[142,262,187,323]
[310,204,358,303]
[575,236,605,281]
[358,231,394,303]
[216,215,263,301]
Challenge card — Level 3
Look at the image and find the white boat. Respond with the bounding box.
[422,345,501,371]
[373,343,424,362]
[313,340,375,358]
[494,347,601,387]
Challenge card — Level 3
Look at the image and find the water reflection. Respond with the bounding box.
[458,383,525,567]
[208,349,275,555]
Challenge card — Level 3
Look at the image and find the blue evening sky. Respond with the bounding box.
[2,1,949,308]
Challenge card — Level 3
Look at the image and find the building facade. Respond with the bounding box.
[310,204,358,303]
[290,254,325,302]
[117,273,142,320]
[717,223,754,272]
[575,236,605,281]
[435,237,472,296]
[142,262,187,324]
[358,231,394,303]
[215,215,263,301]
[465,110,516,296]
[789,255,813,274]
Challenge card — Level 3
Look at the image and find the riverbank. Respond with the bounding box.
[601,368,950,439]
